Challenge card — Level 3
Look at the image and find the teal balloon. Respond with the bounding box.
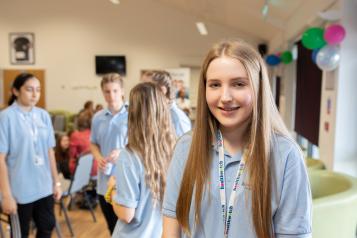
[280,51,293,64]
[302,27,326,49]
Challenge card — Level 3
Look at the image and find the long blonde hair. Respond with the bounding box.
[127,82,176,205]
[176,39,290,237]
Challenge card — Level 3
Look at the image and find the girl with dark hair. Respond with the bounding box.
[55,132,71,179]
[162,40,312,238]
[0,73,62,238]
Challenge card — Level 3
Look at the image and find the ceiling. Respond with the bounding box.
[153,0,337,42]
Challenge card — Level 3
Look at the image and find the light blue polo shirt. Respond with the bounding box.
[163,134,312,238]
[111,148,162,238]
[0,102,55,204]
[90,106,128,195]
[170,102,191,137]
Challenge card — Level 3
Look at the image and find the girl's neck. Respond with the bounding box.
[220,123,249,155]
[16,100,33,112]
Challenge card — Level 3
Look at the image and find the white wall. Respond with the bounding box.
[332,0,357,176]
[0,0,259,112]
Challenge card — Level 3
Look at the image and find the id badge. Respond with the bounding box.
[34,155,45,166]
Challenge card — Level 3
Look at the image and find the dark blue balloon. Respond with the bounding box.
[266,55,281,66]
[312,49,320,63]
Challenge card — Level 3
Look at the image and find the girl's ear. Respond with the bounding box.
[12,87,20,97]
[160,86,168,95]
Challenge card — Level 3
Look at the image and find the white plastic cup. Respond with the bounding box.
[104,162,113,175]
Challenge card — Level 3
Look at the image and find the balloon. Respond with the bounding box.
[316,45,340,71]
[318,10,341,21]
[266,55,281,66]
[311,49,320,63]
[324,24,346,45]
[302,27,326,49]
[280,51,293,64]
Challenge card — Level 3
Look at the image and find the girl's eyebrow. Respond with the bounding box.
[207,77,248,82]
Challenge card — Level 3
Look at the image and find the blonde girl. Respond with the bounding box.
[162,39,312,238]
[108,82,176,237]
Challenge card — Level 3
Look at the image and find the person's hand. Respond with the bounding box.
[53,184,62,201]
[107,149,121,163]
[97,155,107,171]
[1,195,17,214]
[107,176,116,189]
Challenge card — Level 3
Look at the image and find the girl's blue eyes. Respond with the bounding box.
[208,82,245,88]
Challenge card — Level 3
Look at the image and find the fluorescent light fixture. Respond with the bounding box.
[196,22,208,35]
[262,4,269,17]
[110,0,120,4]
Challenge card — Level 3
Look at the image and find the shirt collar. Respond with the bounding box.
[104,104,127,117]
[212,138,243,163]
[12,101,34,116]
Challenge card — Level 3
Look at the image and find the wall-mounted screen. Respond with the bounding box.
[95,55,126,76]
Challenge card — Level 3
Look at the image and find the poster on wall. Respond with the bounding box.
[165,68,190,97]
[9,32,35,65]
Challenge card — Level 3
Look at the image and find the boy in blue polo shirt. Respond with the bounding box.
[90,73,128,235]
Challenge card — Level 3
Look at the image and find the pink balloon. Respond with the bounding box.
[324,24,346,45]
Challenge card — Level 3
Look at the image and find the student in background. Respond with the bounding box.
[162,40,312,238]
[69,111,97,176]
[107,82,175,238]
[176,89,191,117]
[94,103,104,113]
[144,70,191,137]
[79,100,94,117]
[90,73,128,235]
[55,132,71,179]
[0,73,62,238]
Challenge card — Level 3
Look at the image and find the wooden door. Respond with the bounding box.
[3,69,46,109]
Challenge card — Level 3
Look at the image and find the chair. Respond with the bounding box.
[309,170,357,238]
[2,194,62,238]
[305,157,326,170]
[49,110,77,132]
[0,201,21,238]
[59,153,96,237]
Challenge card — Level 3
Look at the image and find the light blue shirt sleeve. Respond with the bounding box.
[0,113,9,154]
[273,145,312,238]
[44,111,55,148]
[90,114,99,144]
[163,134,191,218]
[113,149,140,208]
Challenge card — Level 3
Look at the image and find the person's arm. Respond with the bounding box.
[162,216,181,238]
[0,153,17,214]
[48,148,62,201]
[90,143,106,171]
[106,176,135,223]
[273,144,312,238]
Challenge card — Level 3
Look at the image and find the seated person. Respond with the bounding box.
[69,111,97,176]
[55,132,71,179]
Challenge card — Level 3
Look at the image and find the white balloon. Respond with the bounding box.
[318,10,341,21]
[316,45,341,71]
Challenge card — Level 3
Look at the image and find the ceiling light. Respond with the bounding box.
[262,0,269,18]
[110,0,120,5]
[196,22,208,35]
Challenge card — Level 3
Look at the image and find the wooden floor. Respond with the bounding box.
[50,205,111,238]
[1,204,111,238]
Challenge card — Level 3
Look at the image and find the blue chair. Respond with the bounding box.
[59,153,96,237]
